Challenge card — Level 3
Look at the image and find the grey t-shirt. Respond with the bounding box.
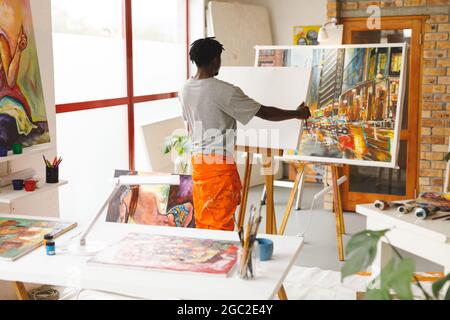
[179,77,261,156]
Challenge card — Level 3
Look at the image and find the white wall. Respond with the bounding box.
[239,0,327,45]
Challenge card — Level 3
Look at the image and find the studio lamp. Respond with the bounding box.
[68,175,180,256]
[318,18,338,43]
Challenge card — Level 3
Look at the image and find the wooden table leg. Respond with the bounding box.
[279,163,305,235]
[13,281,29,300]
[262,155,275,234]
[238,153,253,228]
[277,285,288,300]
[331,165,345,261]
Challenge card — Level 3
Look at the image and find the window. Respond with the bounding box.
[51,0,188,221]
[52,0,126,103]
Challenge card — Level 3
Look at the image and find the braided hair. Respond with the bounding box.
[189,37,224,67]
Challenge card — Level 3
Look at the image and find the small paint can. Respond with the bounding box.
[0,145,7,157]
[24,179,37,192]
[12,143,23,155]
[46,240,56,256]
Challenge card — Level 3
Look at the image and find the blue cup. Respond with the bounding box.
[256,238,274,261]
[12,180,24,191]
[0,145,7,157]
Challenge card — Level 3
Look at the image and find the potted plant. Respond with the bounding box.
[162,134,191,175]
[341,229,450,300]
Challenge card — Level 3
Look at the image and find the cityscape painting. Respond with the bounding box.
[269,44,407,168]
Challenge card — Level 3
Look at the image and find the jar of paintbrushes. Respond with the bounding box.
[238,205,262,280]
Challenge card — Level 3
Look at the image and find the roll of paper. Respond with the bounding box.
[0,168,36,187]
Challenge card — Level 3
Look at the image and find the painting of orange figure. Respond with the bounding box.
[106,170,195,228]
[0,0,50,150]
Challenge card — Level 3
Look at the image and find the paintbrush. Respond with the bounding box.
[240,205,257,277]
[241,210,262,278]
[239,208,254,276]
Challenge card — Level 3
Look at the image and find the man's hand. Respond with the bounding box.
[296,102,311,120]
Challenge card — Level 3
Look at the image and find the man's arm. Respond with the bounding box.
[256,102,311,122]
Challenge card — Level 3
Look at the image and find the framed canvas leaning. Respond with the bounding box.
[255,43,408,169]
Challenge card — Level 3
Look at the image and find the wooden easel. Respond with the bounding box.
[237,148,346,262]
[278,162,346,261]
[237,146,284,234]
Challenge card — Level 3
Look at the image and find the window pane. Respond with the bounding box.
[132,0,187,96]
[134,98,183,172]
[51,0,127,103]
[57,106,129,222]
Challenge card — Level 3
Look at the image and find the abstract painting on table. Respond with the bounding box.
[0,217,76,261]
[0,0,50,150]
[106,170,195,228]
[89,233,239,277]
[287,43,407,168]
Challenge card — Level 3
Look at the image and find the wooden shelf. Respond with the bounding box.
[0,180,68,204]
[0,144,51,164]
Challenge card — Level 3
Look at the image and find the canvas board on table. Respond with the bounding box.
[251,43,407,169]
[88,233,239,278]
[0,216,76,261]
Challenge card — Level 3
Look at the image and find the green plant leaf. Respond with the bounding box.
[364,288,391,300]
[445,152,450,162]
[381,259,415,300]
[162,136,176,154]
[341,229,389,281]
[432,273,450,299]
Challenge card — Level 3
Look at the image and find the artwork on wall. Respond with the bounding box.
[255,44,407,168]
[0,0,50,150]
[0,217,76,261]
[293,26,320,46]
[106,170,195,228]
[89,233,239,277]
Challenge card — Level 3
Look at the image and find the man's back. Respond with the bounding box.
[180,77,260,156]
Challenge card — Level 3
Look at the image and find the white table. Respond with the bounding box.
[356,203,450,277]
[0,215,303,300]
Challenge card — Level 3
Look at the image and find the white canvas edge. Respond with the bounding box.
[255,43,408,50]
[256,43,409,169]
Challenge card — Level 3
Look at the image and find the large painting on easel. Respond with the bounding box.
[284,44,407,168]
[0,0,50,150]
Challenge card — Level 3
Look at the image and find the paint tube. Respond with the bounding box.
[374,200,401,211]
[414,206,439,219]
[397,205,415,214]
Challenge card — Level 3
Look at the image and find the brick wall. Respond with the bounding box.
[323,0,450,209]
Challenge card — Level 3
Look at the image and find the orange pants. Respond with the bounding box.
[192,154,242,231]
